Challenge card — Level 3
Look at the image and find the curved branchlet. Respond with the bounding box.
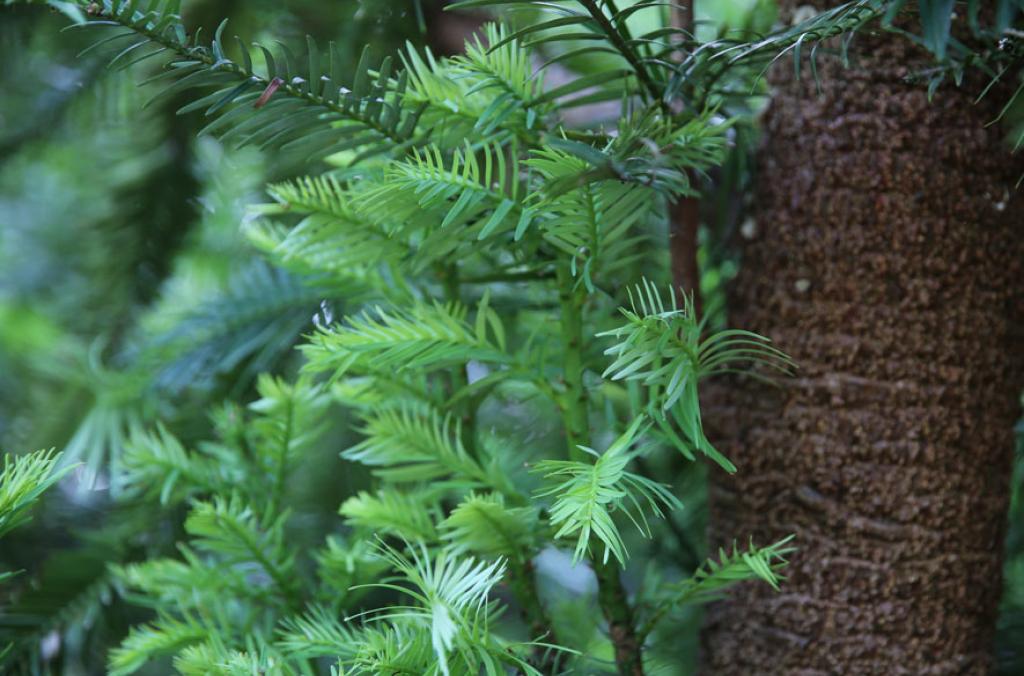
[65,0,426,159]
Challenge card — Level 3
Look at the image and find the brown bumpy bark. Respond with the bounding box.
[701,13,1024,676]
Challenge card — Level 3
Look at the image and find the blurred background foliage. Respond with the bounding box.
[0,0,1021,674]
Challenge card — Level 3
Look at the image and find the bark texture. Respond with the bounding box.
[701,16,1024,676]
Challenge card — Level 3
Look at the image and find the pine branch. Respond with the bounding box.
[248,376,330,518]
[66,1,424,158]
[355,540,536,676]
[277,605,361,660]
[184,496,303,611]
[0,449,70,539]
[302,299,510,380]
[598,279,795,473]
[450,0,663,103]
[13,3,818,671]
[248,175,406,282]
[533,415,681,567]
[340,489,439,541]
[577,0,662,101]
[108,614,208,676]
[637,536,796,640]
[342,404,496,488]
[115,424,235,505]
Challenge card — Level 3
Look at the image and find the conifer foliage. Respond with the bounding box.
[0,0,840,673]
[0,449,70,660]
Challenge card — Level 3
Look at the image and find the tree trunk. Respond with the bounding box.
[701,12,1024,675]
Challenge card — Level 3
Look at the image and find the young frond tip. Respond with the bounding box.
[598,279,795,472]
[0,449,71,539]
[357,539,507,676]
[533,416,681,567]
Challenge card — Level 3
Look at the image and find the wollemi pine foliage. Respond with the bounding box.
[2,0,857,673]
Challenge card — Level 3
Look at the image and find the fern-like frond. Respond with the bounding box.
[340,489,439,541]
[277,605,360,660]
[301,299,509,380]
[400,24,546,146]
[527,146,655,290]
[453,23,547,135]
[315,536,390,598]
[684,535,795,596]
[533,416,681,566]
[184,495,300,608]
[140,262,335,395]
[454,0,885,113]
[610,109,730,194]
[247,375,330,514]
[0,449,69,539]
[0,448,68,585]
[440,492,538,559]
[356,142,531,247]
[363,540,507,676]
[329,374,433,412]
[533,110,729,200]
[597,279,794,472]
[174,641,296,676]
[345,624,437,675]
[64,1,425,159]
[114,548,253,611]
[263,173,354,217]
[400,43,483,148]
[451,0,656,103]
[665,0,885,107]
[343,405,493,488]
[639,535,795,639]
[247,175,405,283]
[108,613,207,676]
[114,424,239,504]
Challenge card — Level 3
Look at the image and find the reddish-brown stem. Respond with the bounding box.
[669,193,702,318]
[668,4,702,318]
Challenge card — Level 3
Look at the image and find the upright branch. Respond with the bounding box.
[556,264,589,463]
[554,263,645,675]
[440,263,475,446]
